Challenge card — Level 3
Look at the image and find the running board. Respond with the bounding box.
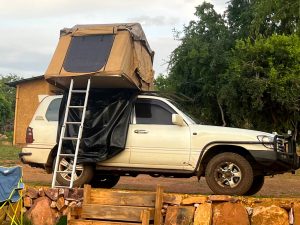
[95,166,195,177]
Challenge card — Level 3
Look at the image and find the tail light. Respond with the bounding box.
[26,127,34,143]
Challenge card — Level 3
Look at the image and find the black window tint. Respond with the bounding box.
[46,98,62,121]
[135,99,175,125]
[63,35,114,73]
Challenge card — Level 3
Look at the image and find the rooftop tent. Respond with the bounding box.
[44,23,155,90]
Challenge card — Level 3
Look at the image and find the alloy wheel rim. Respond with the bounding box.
[214,161,242,188]
[58,158,84,181]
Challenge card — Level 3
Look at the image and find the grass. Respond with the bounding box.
[0,144,21,166]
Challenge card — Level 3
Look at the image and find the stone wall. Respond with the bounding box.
[19,187,300,225]
[23,187,83,225]
[164,195,300,225]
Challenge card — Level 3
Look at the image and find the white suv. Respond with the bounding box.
[20,94,299,195]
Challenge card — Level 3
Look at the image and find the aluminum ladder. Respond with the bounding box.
[52,78,91,188]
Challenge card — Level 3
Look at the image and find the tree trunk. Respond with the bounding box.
[217,98,226,127]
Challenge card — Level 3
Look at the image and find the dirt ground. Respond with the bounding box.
[22,163,300,197]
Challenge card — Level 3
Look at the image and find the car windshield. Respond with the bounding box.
[168,100,200,124]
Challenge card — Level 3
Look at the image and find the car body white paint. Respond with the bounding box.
[22,95,274,170]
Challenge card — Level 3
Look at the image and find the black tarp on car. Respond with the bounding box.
[57,89,137,163]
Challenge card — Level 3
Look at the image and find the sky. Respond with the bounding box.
[0,0,227,78]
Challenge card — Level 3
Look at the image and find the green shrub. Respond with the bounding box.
[56,216,67,225]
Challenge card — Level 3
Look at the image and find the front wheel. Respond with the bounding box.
[54,157,94,187]
[245,175,265,196]
[205,152,253,195]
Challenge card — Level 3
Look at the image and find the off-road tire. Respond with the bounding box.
[205,152,253,195]
[90,174,120,188]
[54,157,94,187]
[245,175,265,196]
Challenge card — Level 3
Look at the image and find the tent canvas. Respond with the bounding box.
[45,23,155,91]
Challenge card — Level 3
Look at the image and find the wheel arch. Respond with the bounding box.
[197,144,258,177]
[45,145,58,173]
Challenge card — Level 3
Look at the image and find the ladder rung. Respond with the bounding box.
[65,122,81,125]
[56,171,72,173]
[59,154,75,157]
[62,137,78,140]
[68,106,84,109]
[72,90,87,93]
[54,186,72,189]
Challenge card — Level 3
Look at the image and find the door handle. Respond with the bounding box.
[134,129,149,134]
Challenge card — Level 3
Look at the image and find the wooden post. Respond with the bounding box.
[154,185,164,225]
[141,210,150,225]
[83,184,91,204]
[67,208,73,221]
[67,207,82,221]
[13,85,19,146]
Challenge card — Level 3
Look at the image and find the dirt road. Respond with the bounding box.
[22,164,300,197]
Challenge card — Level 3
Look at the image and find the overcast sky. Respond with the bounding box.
[0,0,227,78]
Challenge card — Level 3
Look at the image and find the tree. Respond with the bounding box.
[220,34,300,138]
[0,74,21,132]
[154,74,173,92]
[160,0,300,140]
[226,0,300,39]
[168,2,232,125]
[251,0,300,36]
[226,0,255,39]
[0,94,11,130]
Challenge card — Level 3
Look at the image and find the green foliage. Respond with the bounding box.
[221,34,300,134]
[23,216,33,225]
[251,0,300,36]
[4,131,14,142]
[226,0,255,39]
[0,74,19,105]
[154,74,173,91]
[226,0,300,38]
[158,0,300,139]
[168,2,232,124]
[56,216,67,225]
[0,74,21,132]
[0,94,11,126]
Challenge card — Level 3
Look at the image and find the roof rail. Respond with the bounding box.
[139,91,194,102]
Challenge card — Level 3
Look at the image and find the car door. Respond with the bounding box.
[128,98,191,170]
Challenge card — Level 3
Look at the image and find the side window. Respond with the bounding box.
[45,98,62,121]
[135,99,176,125]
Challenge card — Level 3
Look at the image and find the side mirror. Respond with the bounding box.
[172,114,185,126]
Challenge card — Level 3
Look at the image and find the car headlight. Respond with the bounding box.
[257,135,274,149]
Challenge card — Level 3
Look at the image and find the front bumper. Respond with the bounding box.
[250,134,300,174]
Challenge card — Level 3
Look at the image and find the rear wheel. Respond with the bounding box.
[205,152,253,195]
[90,174,120,188]
[245,175,265,196]
[54,157,94,187]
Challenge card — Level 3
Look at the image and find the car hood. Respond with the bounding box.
[189,124,275,142]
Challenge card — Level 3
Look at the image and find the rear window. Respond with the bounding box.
[46,98,62,121]
[63,35,115,73]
